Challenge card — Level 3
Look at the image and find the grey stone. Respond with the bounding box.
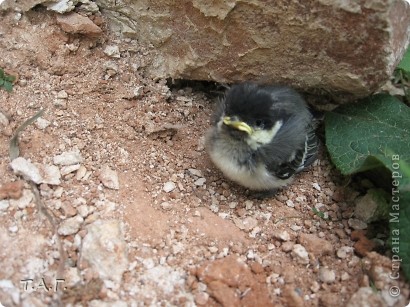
[97,0,410,97]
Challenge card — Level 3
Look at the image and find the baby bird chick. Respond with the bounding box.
[206,83,318,194]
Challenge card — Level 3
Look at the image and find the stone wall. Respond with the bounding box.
[97,0,410,96]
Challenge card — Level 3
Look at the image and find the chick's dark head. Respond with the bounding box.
[218,83,309,147]
[223,83,279,131]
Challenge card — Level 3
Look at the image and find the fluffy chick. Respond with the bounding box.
[206,83,318,194]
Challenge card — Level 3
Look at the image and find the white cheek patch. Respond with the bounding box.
[246,120,283,150]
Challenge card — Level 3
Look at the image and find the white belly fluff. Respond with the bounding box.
[208,145,291,191]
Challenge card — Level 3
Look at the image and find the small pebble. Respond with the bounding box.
[244,200,254,210]
[194,292,209,305]
[273,230,290,242]
[194,178,206,186]
[0,112,9,126]
[160,201,173,210]
[10,157,43,184]
[53,151,82,166]
[188,168,202,177]
[61,164,81,176]
[9,225,18,233]
[229,202,238,209]
[58,215,83,235]
[0,200,10,211]
[57,90,68,99]
[163,181,176,193]
[337,246,353,259]
[35,118,51,130]
[312,183,321,191]
[348,218,367,230]
[99,165,119,190]
[291,244,309,264]
[104,45,120,58]
[318,267,336,283]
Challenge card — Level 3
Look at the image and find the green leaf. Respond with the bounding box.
[325,94,410,190]
[3,81,13,92]
[0,68,4,78]
[397,48,410,72]
[5,75,16,83]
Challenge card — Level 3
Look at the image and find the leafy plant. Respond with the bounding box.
[0,68,16,92]
[325,94,410,189]
[325,50,410,281]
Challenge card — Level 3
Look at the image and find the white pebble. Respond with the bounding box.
[35,118,51,130]
[188,168,202,177]
[8,225,18,233]
[160,201,173,210]
[0,200,10,211]
[10,189,33,209]
[291,244,309,264]
[312,182,321,191]
[228,202,238,209]
[10,157,43,184]
[99,165,119,190]
[194,178,206,186]
[58,215,83,235]
[163,181,176,193]
[104,45,120,58]
[273,230,290,242]
[61,164,81,176]
[337,246,353,259]
[0,112,9,126]
[318,267,336,283]
[244,200,254,210]
[56,90,68,99]
[53,151,82,166]
[41,164,61,185]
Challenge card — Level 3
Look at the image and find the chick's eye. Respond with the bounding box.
[255,119,265,129]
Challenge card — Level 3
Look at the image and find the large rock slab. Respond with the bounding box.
[98,0,410,96]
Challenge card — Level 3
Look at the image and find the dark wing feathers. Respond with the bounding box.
[269,124,318,180]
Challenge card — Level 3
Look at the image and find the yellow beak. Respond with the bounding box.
[223,116,253,135]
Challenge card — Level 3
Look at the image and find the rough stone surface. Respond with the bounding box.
[81,220,128,284]
[98,0,410,96]
[56,12,102,36]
